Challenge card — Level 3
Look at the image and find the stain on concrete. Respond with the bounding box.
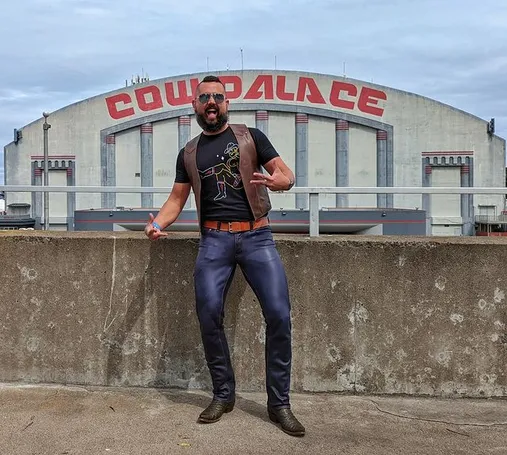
[326,346,341,363]
[397,256,407,267]
[494,288,505,303]
[19,266,38,281]
[26,337,40,352]
[450,313,464,325]
[435,351,452,368]
[435,276,447,291]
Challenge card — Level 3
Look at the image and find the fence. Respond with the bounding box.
[1,185,506,236]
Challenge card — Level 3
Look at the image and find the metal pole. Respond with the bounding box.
[43,112,51,230]
[309,192,319,237]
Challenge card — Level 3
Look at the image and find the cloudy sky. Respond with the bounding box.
[1,0,506,183]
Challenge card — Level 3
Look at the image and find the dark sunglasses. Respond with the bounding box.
[197,93,225,104]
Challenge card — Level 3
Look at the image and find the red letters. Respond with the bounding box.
[165,79,199,106]
[296,77,325,104]
[105,93,135,120]
[135,86,163,112]
[329,82,357,110]
[358,87,387,116]
[329,82,387,116]
[220,75,242,99]
[276,76,295,101]
[244,75,274,100]
[104,74,388,120]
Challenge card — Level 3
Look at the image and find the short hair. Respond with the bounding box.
[196,75,225,94]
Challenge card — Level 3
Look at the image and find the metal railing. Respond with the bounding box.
[475,214,507,224]
[1,185,506,236]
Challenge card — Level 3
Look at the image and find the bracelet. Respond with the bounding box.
[152,221,161,231]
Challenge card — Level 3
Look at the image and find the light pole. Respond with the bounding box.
[43,112,51,230]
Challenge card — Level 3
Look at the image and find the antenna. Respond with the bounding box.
[126,71,150,86]
[240,48,244,71]
[206,57,209,72]
[274,55,277,70]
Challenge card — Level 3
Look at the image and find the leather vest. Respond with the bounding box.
[183,124,272,227]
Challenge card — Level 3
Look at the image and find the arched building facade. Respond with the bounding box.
[4,70,505,235]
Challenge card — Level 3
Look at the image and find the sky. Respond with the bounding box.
[1,0,507,184]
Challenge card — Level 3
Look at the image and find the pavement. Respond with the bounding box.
[1,384,507,455]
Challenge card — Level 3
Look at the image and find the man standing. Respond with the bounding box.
[145,75,304,437]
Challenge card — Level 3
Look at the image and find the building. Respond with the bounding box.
[3,69,505,235]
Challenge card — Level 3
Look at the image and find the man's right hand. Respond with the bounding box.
[144,213,168,240]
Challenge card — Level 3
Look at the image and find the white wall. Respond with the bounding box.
[431,167,461,218]
[308,116,335,208]
[48,170,68,220]
[267,112,296,210]
[115,128,141,208]
[153,119,178,208]
[348,124,377,208]
[228,112,255,127]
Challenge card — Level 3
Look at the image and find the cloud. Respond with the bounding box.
[1,0,506,184]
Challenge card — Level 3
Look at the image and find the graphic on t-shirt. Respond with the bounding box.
[199,142,243,201]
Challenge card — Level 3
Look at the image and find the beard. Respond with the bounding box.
[196,109,228,133]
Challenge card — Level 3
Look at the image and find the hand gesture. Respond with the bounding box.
[250,167,290,192]
[144,213,168,240]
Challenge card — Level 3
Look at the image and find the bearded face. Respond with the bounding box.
[193,82,229,134]
[195,104,229,133]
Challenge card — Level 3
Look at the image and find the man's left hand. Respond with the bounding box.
[250,168,291,191]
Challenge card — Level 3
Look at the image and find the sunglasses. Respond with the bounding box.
[197,93,226,104]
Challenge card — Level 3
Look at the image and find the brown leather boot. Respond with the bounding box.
[268,407,305,437]
[197,398,235,423]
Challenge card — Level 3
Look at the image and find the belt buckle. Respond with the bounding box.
[227,222,234,233]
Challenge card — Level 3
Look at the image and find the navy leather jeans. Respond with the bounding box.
[194,225,291,408]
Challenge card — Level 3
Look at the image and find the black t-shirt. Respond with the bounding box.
[175,126,279,221]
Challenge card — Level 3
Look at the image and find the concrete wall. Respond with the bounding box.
[1,231,507,398]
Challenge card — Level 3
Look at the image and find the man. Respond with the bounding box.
[144,75,305,437]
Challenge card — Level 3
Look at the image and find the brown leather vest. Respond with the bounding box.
[183,124,272,227]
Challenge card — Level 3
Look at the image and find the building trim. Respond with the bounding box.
[99,103,394,138]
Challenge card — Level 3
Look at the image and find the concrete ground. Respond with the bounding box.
[1,384,507,455]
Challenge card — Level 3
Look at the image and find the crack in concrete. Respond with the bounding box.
[366,398,507,427]
[353,302,358,394]
[104,236,117,332]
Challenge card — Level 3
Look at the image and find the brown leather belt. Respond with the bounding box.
[203,217,269,233]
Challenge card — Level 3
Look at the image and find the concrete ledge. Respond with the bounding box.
[1,231,507,397]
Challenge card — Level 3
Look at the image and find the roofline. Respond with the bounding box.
[8,68,505,143]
